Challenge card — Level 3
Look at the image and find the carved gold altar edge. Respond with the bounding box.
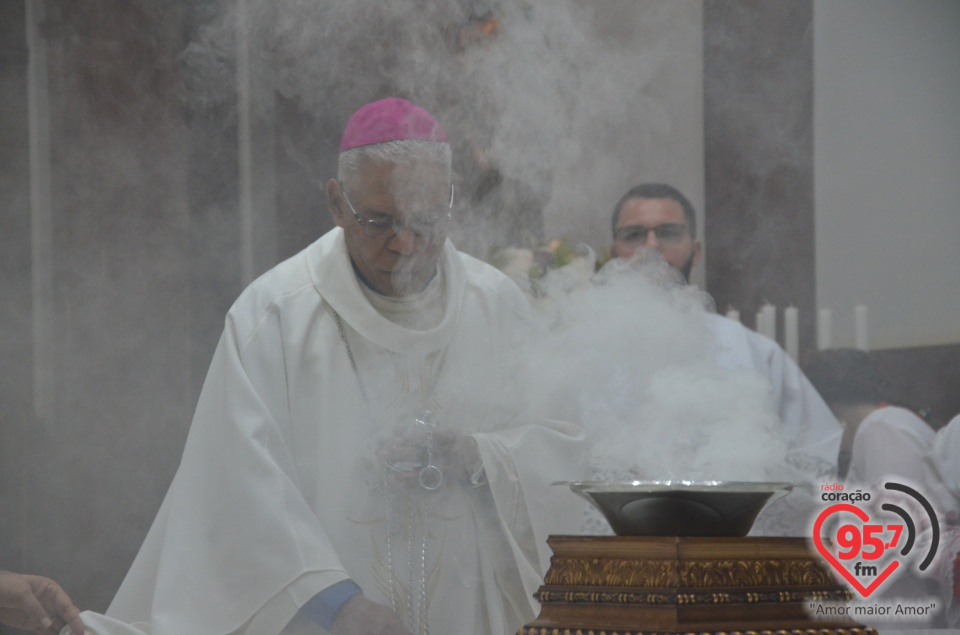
[521,536,877,635]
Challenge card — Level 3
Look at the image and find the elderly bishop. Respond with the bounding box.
[93,98,583,635]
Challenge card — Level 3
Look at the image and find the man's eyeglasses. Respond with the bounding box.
[339,182,454,240]
[615,223,690,246]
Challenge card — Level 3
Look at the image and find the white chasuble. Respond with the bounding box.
[102,229,584,635]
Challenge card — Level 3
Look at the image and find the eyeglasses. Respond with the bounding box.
[615,223,690,246]
[339,182,454,240]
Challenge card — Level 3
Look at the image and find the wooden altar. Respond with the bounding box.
[521,535,877,635]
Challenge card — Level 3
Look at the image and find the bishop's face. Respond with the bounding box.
[328,158,451,297]
[610,197,702,282]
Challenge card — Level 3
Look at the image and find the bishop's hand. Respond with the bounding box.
[331,595,411,635]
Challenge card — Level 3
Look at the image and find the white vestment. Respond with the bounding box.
[847,405,935,486]
[102,229,584,635]
[925,413,960,521]
[706,313,842,474]
[838,408,941,628]
[924,415,960,629]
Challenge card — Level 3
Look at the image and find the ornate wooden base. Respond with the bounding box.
[522,536,877,635]
[522,629,875,635]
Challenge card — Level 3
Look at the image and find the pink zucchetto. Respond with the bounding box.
[339,97,448,152]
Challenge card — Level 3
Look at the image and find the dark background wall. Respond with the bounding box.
[0,0,339,619]
[703,0,816,351]
[0,0,31,597]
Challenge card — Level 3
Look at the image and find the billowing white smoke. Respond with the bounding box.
[180,0,665,246]
[599,363,788,481]
[522,250,792,483]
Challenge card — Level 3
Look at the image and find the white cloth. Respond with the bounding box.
[842,409,943,629]
[923,415,960,629]
[847,406,936,486]
[844,407,939,623]
[63,613,151,635]
[924,414,960,521]
[706,313,842,475]
[103,229,584,635]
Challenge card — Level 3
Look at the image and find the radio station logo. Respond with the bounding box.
[813,481,940,599]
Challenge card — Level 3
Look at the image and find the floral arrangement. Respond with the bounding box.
[487,239,610,291]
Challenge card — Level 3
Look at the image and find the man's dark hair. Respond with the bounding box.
[611,183,697,240]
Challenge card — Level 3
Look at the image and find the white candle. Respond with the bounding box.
[784,306,799,360]
[757,303,776,340]
[817,308,832,350]
[855,305,869,351]
[726,307,741,323]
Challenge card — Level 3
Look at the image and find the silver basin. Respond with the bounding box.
[562,480,795,537]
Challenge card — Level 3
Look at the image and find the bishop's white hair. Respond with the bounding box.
[338,140,452,191]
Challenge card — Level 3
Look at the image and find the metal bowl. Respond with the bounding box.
[563,480,795,537]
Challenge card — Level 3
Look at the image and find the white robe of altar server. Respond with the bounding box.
[847,405,935,486]
[94,229,584,635]
[925,413,960,520]
[924,414,960,629]
[705,313,842,474]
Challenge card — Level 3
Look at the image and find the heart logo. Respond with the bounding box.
[813,503,900,597]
